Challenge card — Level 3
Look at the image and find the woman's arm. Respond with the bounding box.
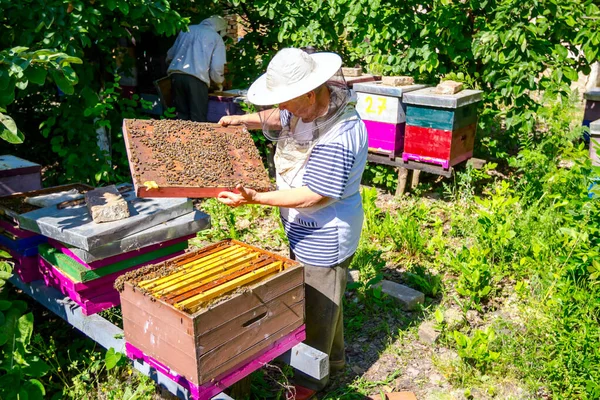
[218,185,327,208]
[218,109,281,130]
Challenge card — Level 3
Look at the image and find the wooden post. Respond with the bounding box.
[410,169,421,190]
[396,167,409,196]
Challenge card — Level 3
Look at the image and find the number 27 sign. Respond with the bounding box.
[356,93,406,124]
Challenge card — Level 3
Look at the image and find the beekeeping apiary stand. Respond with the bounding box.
[9,274,328,400]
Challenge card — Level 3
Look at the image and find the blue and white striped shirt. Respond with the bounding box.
[278,110,368,267]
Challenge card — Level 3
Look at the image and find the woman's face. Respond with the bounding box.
[278,91,317,121]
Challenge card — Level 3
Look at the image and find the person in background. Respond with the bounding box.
[166,16,227,122]
[218,48,368,400]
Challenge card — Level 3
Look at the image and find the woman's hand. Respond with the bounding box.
[218,115,245,127]
[217,184,257,207]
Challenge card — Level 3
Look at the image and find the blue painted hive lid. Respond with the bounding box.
[0,155,41,178]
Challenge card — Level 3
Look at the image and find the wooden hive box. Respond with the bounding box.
[354,82,428,159]
[207,92,244,123]
[403,87,483,169]
[584,88,600,142]
[118,239,304,386]
[0,155,42,196]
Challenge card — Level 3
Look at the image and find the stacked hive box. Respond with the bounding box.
[119,239,305,399]
[354,82,427,159]
[590,119,600,166]
[0,155,42,196]
[0,184,92,282]
[16,185,209,315]
[584,88,600,142]
[402,87,483,169]
[207,91,245,123]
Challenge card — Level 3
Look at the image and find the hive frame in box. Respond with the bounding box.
[9,274,328,400]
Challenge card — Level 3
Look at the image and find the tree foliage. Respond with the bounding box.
[226,0,599,156]
[0,0,191,184]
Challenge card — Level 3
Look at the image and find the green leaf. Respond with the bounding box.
[0,84,15,106]
[0,112,24,144]
[563,66,579,82]
[117,1,130,15]
[0,69,10,90]
[554,44,568,59]
[0,249,10,259]
[106,0,117,11]
[0,300,11,311]
[22,357,50,378]
[23,379,45,400]
[10,46,29,55]
[17,312,34,347]
[25,67,47,85]
[104,347,122,370]
[49,69,75,95]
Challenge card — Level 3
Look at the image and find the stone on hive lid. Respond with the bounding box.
[381,76,415,87]
[342,67,363,77]
[85,185,130,224]
[434,80,464,95]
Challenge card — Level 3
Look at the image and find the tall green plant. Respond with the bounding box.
[0,255,50,400]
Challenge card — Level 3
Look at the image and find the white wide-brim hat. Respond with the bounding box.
[247,49,342,106]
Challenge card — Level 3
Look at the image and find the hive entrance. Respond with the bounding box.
[136,241,289,313]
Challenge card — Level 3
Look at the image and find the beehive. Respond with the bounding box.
[118,239,304,386]
[0,155,42,196]
[354,82,427,158]
[403,87,483,169]
[584,88,600,142]
[0,183,93,282]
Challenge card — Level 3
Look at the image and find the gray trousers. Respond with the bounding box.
[292,252,353,391]
[170,73,209,122]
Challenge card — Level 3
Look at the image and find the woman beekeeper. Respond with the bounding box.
[218,48,368,398]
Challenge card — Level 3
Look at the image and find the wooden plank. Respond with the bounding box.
[200,319,304,383]
[121,286,303,358]
[367,153,454,177]
[124,318,201,383]
[121,282,195,337]
[177,262,283,312]
[197,288,304,354]
[193,265,303,334]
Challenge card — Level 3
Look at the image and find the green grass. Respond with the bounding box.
[2,93,599,399]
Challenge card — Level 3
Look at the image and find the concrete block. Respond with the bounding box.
[418,320,440,345]
[375,280,424,310]
[434,80,464,94]
[381,76,415,87]
[347,269,360,284]
[342,67,363,77]
[85,185,130,223]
